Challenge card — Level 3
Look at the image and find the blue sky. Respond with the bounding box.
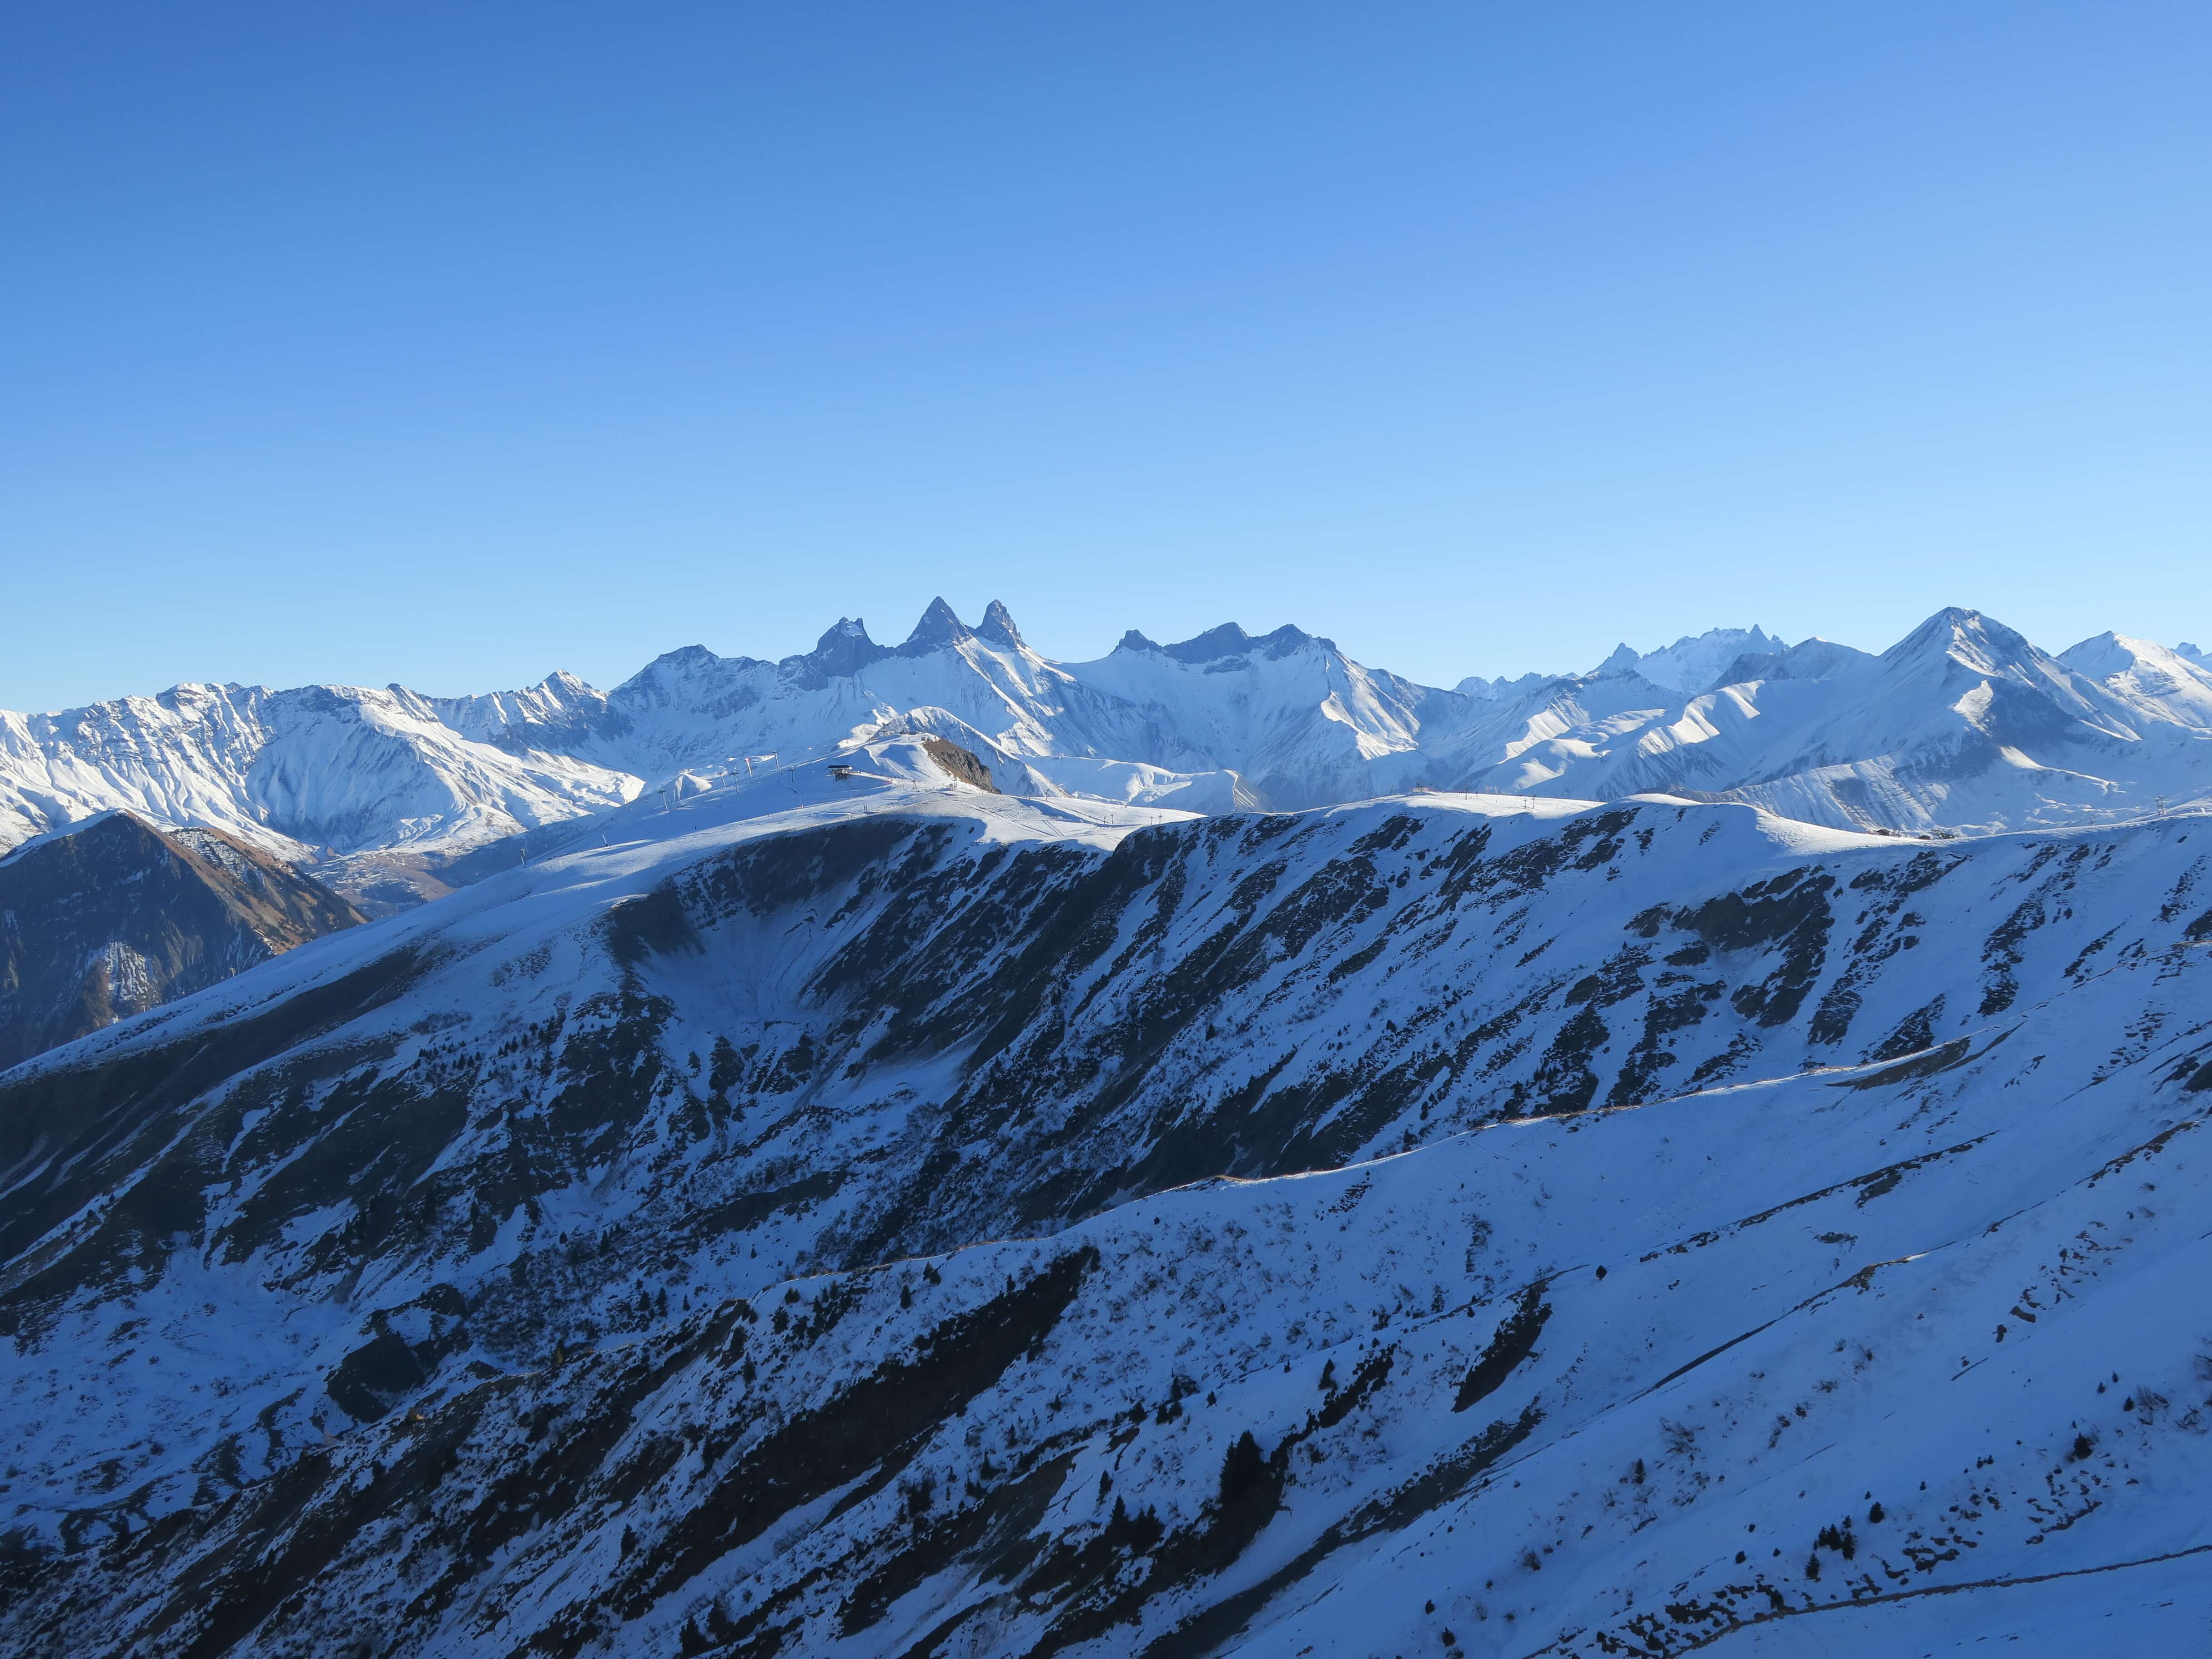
[4,2,2207,709]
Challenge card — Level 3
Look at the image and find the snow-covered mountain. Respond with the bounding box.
[4,603,2210,904]
[0,680,638,867]
[0,602,1454,884]
[2057,632,2212,733]
[4,740,2210,1655]
[1421,609,2212,835]
[437,602,1467,818]
[1582,624,1791,692]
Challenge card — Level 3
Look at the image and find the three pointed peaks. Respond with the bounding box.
[790,601,1029,677]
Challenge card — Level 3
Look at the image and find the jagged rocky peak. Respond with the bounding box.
[1114,627,1162,654]
[797,616,888,679]
[897,596,976,656]
[976,598,1024,650]
[1160,621,1317,664]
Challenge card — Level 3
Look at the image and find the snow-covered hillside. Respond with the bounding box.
[3,733,2209,1655]
[8,604,2212,891]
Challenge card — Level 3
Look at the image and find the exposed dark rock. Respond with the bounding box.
[0,813,363,1071]
[898,598,976,656]
[920,738,1000,793]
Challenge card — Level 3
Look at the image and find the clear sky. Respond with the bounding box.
[4,3,2208,710]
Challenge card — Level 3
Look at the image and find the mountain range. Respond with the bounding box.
[4,603,2212,1655]
[5,604,2209,914]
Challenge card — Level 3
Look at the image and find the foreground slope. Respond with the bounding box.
[2,740,2210,1653]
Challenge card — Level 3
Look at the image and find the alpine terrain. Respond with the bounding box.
[1,605,2210,1657]
[6,601,2210,885]
[0,812,364,1073]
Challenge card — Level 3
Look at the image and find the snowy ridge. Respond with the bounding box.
[0,680,638,863]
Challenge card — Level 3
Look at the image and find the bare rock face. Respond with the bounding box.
[919,736,1000,792]
[0,812,364,1071]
